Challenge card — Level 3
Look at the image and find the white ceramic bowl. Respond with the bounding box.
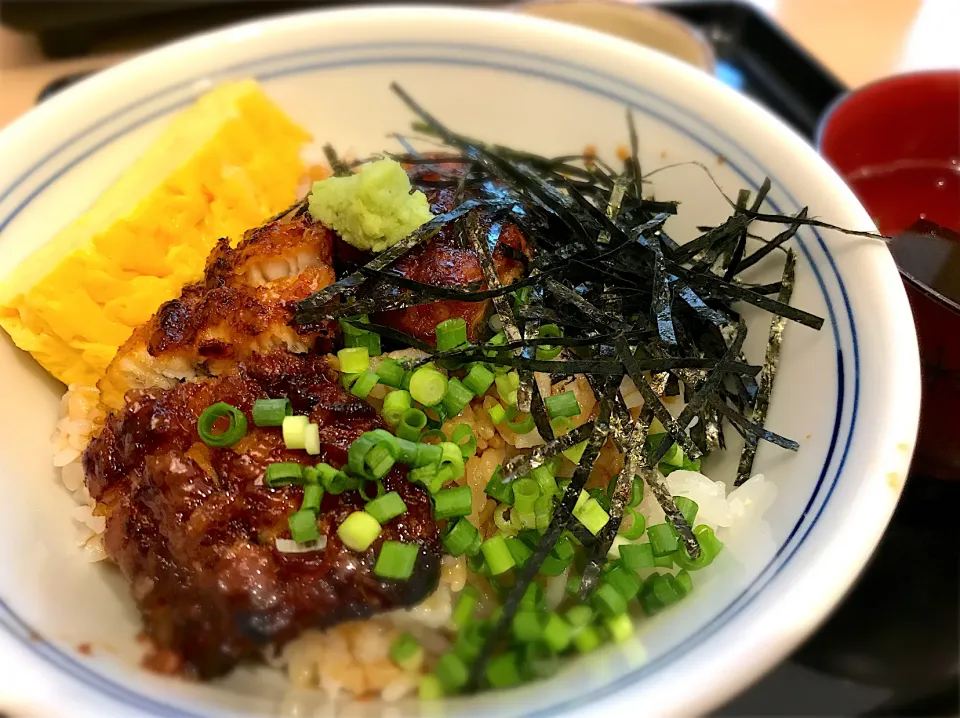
[0,7,920,717]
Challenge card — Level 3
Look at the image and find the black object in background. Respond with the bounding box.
[659,2,845,140]
[25,1,959,716]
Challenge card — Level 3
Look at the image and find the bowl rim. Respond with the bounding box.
[0,5,920,717]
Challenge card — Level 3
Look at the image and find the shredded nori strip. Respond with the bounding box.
[579,407,654,597]
[465,381,620,691]
[735,251,797,485]
[734,208,808,275]
[499,421,598,481]
[615,336,702,460]
[283,91,865,644]
[465,214,534,411]
[293,198,509,322]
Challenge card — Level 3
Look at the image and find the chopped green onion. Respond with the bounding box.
[348,430,398,478]
[337,347,370,374]
[435,651,469,692]
[340,372,358,391]
[512,285,532,310]
[591,582,628,619]
[496,371,521,406]
[314,463,353,494]
[452,585,479,627]
[299,421,319,456]
[544,391,581,419]
[408,463,444,494]
[563,440,588,464]
[462,364,495,396]
[441,377,474,417]
[565,604,593,629]
[437,442,465,483]
[680,455,702,473]
[450,424,477,459]
[619,542,655,571]
[433,485,472,520]
[485,652,522,689]
[483,467,513,505]
[375,357,406,388]
[389,632,423,671]
[652,573,685,606]
[435,317,468,352]
[494,504,517,535]
[521,642,560,680]
[364,491,407,523]
[520,582,545,610]
[382,389,412,427]
[676,569,693,596]
[674,496,699,525]
[673,525,723,570]
[606,613,634,643]
[288,509,319,543]
[539,535,575,577]
[443,518,480,557]
[603,563,642,601]
[345,328,381,356]
[350,368,379,399]
[505,407,535,435]
[282,415,309,450]
[251,398,291,427]
[573,625,603,653]
[534,494,554,532]
[532,465,558,497]
[618,506,646,540]
[397,408,427,442]
[337,511,381,552]
[357,479,381,502]
[364,444,395,479]
[265,462,305,487]
[638,574,665,616]
[543,613,574,652]
[512,478,540,516]
[480,534,515,575]
[414,441,442,467]
[374,540,418,580]
[648,523,679,556]
[654,552,675,569]
[301,484,323,513]
[452,621,488,663]
[506,536,533,567]
[574,496,610,535]
[197,402,248,448]
[535,324,564,361]
[409,367,448,406]
[487,402,507,425]
[420,427,447,443]
[565,571,581,596]
[551,417,574,436]
[629,475,645,507]
[512,611,544,643]
[418,674,443,701]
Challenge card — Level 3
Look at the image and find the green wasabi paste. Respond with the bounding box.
[308,159,434,253]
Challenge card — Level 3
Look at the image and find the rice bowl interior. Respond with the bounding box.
[0,8,919,717]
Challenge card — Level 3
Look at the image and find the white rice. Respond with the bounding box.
[53,384,107,562]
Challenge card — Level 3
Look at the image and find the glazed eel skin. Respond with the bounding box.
[83,161,528,678]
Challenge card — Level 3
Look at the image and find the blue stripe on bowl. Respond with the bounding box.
[0,41,858,717]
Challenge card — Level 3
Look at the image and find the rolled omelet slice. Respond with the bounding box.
[0,79,311,387]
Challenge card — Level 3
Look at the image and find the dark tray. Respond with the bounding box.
[27,2,960,716]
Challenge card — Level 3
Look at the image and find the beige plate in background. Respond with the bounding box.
[517,0,716,72]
